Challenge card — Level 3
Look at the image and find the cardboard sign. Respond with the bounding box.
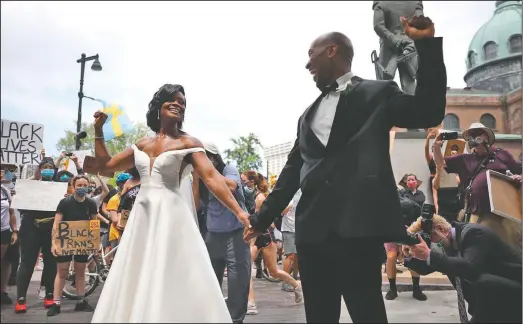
[118,210,130,228]
[55,220,101,256]
[487,170,522,223]
[444,139,466,157]
[0,119,44,165]
[389,130,396,153]
[11,180,68,211]
[82,156,115,178]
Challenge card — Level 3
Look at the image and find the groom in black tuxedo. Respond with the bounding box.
[245,17,447,323]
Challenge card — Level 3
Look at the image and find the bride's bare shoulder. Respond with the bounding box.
[180,134,205,150]
[135,137,155,151]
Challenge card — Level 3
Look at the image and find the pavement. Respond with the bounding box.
[1,269,459,323]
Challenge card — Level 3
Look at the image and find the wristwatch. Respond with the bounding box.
[12,230,18,234]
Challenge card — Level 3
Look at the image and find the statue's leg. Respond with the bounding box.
[398,60,416,95]
[398,62,421,132]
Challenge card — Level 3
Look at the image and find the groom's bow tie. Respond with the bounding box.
[321,81,339,97]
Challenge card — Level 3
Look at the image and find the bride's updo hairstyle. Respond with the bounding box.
[146,84,186,133]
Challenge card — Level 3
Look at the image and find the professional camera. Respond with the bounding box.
[401,203,435,247]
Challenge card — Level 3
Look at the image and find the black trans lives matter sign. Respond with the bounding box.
[1,119,44,165]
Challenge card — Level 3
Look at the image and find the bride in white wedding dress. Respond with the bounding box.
[90,84,251,323]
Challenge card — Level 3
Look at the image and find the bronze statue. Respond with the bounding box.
[372,1,424,95]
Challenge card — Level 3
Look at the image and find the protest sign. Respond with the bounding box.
[82,156,115,178]
[55,220,100,256]
[21,164,39,180]
[11,180,68,211]
[0,119,44,165]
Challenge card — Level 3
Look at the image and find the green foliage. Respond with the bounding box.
[224,133,263,173]
[56,121,149,156]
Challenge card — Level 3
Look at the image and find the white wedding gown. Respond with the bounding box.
[91,145,232,323]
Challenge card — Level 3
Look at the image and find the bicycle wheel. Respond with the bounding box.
[260,256,282,283]
[62,255,102,300]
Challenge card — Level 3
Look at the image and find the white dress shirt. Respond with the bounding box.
[310,71,354,146]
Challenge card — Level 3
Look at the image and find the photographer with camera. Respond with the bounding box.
[403,214,522,323]
[432,123,522,254]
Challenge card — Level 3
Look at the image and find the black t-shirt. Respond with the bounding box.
[118,184,140,212]
[56,196,97,222]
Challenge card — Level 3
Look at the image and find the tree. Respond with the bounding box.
[56,120,149,156]
[224,133,263,173]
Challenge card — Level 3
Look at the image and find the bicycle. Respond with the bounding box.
[62,232,119,299]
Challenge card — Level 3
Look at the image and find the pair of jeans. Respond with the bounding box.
[16,216,56,299]
[205,228,251,323]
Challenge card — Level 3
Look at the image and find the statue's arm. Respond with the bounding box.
[414,1,424,16]
[373,1,401,50]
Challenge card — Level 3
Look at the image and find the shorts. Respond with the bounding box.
[1,229,12,245]
[101,229,110,249]
[384,242,401,253]
[56,254,89,263]
[282,232,297,255]
[254,231,274,249]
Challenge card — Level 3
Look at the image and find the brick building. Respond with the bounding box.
[441,0,522,158]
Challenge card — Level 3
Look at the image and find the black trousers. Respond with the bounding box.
[16,217,56,299]
[471,274,522,323]
[297,234,387,323]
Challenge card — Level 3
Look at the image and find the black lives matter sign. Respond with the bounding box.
[0,119,44,165]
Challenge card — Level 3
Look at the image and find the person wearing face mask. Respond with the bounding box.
[47,175,97,316]
[241,173,257,215]
[384,174,426,301]
[399,174,426,207]
[14,158,60,314]
[403,215,522,323]
[432,122,522,254]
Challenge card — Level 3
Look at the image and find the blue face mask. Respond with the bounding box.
[60,175,70,182]
[75,187,89,197]
[41,169,55,180]
[3,170,13,182]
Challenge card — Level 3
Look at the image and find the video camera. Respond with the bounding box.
[401,203,435,247]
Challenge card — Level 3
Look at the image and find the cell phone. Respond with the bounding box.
[65,152,73,157]
[439,132,458,141]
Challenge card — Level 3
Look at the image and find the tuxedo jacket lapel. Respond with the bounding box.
[325,76,363,153]
[301,93,327,150]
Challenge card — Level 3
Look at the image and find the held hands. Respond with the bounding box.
[243,226,262,242]
[510,175,522,184]
[407,235,431,261]
[238,211,251,228]
[400,15,435,40]
[93,111,108,130]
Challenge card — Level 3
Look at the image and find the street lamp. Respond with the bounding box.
[76,53,102,150]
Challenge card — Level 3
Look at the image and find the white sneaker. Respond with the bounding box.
[37,286,46,300]
[246,302,258,315]
[294,282,303,303]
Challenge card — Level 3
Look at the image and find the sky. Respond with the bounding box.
[1,1,497,160]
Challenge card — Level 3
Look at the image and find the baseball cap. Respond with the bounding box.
[203,141,220,155]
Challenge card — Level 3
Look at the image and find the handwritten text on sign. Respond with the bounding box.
[55,220,101,256]
[0,119,44,165]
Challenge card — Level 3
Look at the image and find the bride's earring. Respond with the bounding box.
[157,109,160,120]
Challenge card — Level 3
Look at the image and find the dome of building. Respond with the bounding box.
[464,1,522,93]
